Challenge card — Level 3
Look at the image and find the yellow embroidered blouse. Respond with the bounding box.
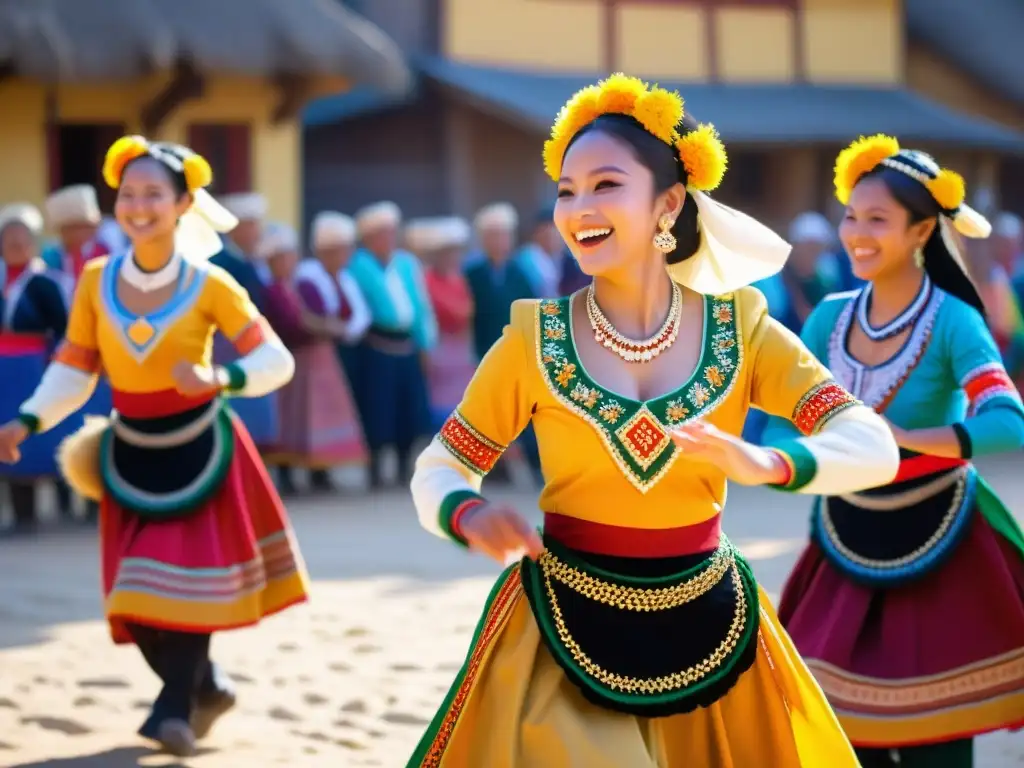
[60,255,260,391]
[411,287,900,541]
[19,253,293,432]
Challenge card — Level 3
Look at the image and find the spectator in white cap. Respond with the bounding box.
[213,192,270,308]
[254,222,368,495]
[41,184,109,282]
[463,202,541,485]
[414,217,476,431]
[293,211,372,491]
[207,192,276,453]
[464,202,534,362]
[347,201,437,488]
[0,202,81,531]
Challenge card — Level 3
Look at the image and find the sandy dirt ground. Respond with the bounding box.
[0,455,1022,767]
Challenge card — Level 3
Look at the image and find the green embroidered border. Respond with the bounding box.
[534,292,742,493]
[437,490,484,548]
[406,565,520,768]
[522,548,760,707]
[100,406,235,517]
[768,439,817,492]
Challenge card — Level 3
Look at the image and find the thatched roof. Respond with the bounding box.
[0,0,411,94]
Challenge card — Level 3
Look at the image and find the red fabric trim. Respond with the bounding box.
[767,448,794,486]
[964,369,1015,401]
[794,381,857,436]
[0,333,49,354]
[112,388,216,419]
[449,498,485,541]
[543,512,722,558]
[893,455,967,484]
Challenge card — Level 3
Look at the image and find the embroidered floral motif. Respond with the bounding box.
[599,402,625,424]
[792,380,858,436]
[712,301,733,325]
[664,399,690,424]
[535,293,742,493]
[570,382,602,409]
[438,411,506,476]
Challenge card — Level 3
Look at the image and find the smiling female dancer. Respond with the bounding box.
[767,136,1024,768]
[406,75,901,767]
[0,136,309,757]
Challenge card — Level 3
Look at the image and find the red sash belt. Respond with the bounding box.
[112,388,216,419]
[893,455,967,484]
[543,512,722,558]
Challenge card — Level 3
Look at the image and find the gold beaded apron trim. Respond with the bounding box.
[813,466,976,587]
[521,536,760,712]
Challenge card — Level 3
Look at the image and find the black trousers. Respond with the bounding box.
[126,623,220,723]
[7,481,36,527]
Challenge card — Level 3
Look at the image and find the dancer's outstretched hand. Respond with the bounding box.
[671,420,789,486]
[171,361,221,397]
[460,503,544,564]
[0,420,29,464]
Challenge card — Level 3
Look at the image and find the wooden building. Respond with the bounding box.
[305,0,1024,232]
[0,0,410,228]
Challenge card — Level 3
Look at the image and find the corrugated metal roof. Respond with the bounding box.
[905,0,1024,105]
[417,57,1024,153]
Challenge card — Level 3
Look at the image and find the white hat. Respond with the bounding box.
[788,212,833,245]
[405,217,471,253]
[474,202,518,233]
[254,222,299,261]
[355,201,402,239]
[44,184,101,228]
[312,211,356,249]
[993,212,1022,240]
[0,203,44,236]
[218,192,268,222]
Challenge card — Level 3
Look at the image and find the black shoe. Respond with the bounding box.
[191,688,237,739]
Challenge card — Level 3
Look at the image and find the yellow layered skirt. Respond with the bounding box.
[408,566,859,767]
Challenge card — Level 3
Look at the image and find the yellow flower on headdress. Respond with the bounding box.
[102,135,150,189]
[834,134,900,205]
[542,73,728,192]
[676,124,727,193]
[926,168,965,212]
[182,153,213,192]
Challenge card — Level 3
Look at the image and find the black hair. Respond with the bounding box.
[565,112,702,263]
[859,162,985,317]
[120,143,190,198]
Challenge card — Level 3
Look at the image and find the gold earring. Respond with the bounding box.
[653,216,677,253]
[913,247,925,269]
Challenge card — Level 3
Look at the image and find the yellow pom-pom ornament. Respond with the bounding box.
[926,168,966,213]
[102,135,214,193]
[543,74,727,192]
[102,135,150,190]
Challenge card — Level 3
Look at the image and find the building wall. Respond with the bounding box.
[441,0,902,84]
[303,96,448,229]
[0,75,301,228]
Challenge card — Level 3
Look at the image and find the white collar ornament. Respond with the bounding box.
[120,250,183,293]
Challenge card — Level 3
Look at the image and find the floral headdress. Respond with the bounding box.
[541,74,792,295]
[834,134,990,238]
[543,73,728,192]
[101,135,238,260]
[103,135,213,193]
